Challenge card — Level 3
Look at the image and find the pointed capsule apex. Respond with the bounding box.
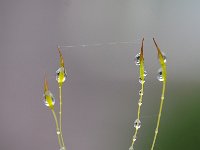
[153,38,159,52]
[57,46,64,67]
[153,38,164,62]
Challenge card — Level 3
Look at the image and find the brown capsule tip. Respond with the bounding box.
[153,38,158,47]
[57,47,62,57]
[153,38,162,55]
[140,38,144,60]
[44,73,48,92]
[57,47,65,67]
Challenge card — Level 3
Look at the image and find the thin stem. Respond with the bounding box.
[131,82,144,148]
[137,83,144,119]
[151,81,166,150]
[131,128,138,147]
[59,86,66,149]
[51,109,62,148]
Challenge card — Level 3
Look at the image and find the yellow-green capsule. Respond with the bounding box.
[153,38,167,81]
[56,47,67,87]
[43,75,55,109]
[139,38,145,84]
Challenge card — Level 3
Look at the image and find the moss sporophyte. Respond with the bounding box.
[43,46,67,150]
[42,38,167,150]
[150,38,167,150]
[129,38,167,150]
[129,38,146,150]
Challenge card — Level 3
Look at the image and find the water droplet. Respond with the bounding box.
[134,119,141,129]
[139,90,143,96]
[144,70,147,77]
[134,53,140,66]
[139,78,145,84]
[155,129,158,134]
[133,138,136,141]
[129,146,134,150]
[157,68,164,81]
[60,147,65,150]
[57,131,60,135]
[162,52,167,63]
[138,101,142,106]
[43,91,55,107]
[56,67,67,83]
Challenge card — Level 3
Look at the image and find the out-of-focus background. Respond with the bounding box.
[0,0,200,150]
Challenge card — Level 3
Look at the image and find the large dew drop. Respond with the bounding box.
[157,68,164,82]
[56,67,67,83]
[134,119,141,129]
[134,53,140,66]
[43,91,55,107]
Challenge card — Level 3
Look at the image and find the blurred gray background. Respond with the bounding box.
[0,0,200,150]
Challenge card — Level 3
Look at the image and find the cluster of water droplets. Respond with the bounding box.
[135,52,167,82]
[56,67,67,83]
[134,53,148,84]
[134,53,141,66]
[43,91,55,107]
